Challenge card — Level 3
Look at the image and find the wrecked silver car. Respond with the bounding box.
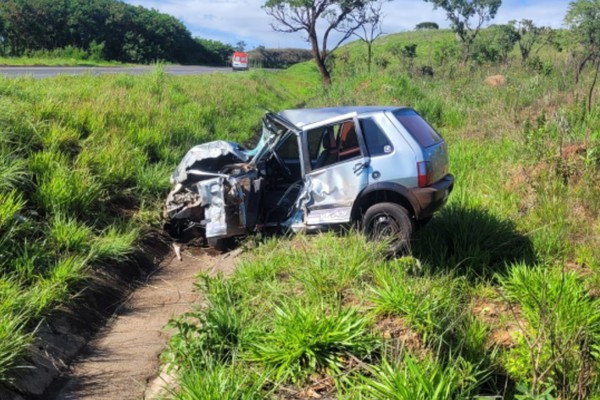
[164,106,454,251]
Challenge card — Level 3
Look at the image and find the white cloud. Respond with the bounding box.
[124,0,571,49]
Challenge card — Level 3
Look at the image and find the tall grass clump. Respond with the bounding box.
[172,355,269,400]
[0,313,32,385]
[166,274,256,369]
[0,151,28,192]
[249,301,376,382]
[167,234,495,397]
[357,355,477,400]
[368,265,466,345]
[412,204,535,279]
[499,264,600,398]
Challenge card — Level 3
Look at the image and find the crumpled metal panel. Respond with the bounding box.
[164,183,202,220]
[203,178,228,238]
[170,140,249,185]
[301,168,357,225]
[202,176,248,239]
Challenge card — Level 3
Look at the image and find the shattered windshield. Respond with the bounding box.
[250,112,300,164]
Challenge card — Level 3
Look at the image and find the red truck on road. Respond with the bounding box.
[232,52,248,71]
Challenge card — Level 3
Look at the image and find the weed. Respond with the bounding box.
[49,213,93,254]
[165,275,255,369]
[369,266,464,347]
[358,354,477,400]
[0,151,28,192]
[499,263,600,398]
[90,225,138,263]
[0,312,32,385]
[249,301,376,383]
[173,354,269,400]
[412,204,535,279]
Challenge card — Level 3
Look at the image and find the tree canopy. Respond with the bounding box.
[422,0,501,63]
[0,0,216,64]
[565,0,600,111]
[263,0,380,85]
[415,22,439,30]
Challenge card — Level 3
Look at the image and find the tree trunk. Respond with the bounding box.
[367,42,372,74]
[309,30,331,86]
[588,58,599,113]
[461,41,471,66]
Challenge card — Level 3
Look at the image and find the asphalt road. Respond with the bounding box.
[0,65,233,78]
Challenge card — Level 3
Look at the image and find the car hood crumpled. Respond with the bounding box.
[169,140,250,185]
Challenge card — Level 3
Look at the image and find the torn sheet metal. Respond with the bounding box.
[170,140,250,185]
[204,177,228,238]
[300,167,362,225]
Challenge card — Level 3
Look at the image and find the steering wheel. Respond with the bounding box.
[269,149,293,180]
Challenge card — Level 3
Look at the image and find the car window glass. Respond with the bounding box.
[307,127,325,160]
[307,120,363,170]
[276,134,299,158]
[338,121,362,161]
[392,109,442,148]
[360,118,393,156]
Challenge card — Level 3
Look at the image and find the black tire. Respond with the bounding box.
[362,202,413,254]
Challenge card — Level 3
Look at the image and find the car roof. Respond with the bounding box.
[278,106,410,128]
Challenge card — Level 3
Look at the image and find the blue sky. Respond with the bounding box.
[124,0,570,50]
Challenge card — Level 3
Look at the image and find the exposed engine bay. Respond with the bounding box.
[164,117,304,244]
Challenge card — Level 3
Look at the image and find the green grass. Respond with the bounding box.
[2,25,599,398]
[0,56,123,66]
[165,27,600,399]
[0,65,320,385]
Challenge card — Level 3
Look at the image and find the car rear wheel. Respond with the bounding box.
[362,202,413,254]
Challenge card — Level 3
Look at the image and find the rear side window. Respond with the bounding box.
[360,118,393,156]
[392,109,442,148]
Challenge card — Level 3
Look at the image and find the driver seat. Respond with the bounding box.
[315,127,338,169]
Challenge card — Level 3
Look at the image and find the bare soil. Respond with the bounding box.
[47,246,237,400]
[1,236,238,400]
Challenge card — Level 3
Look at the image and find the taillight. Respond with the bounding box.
[417,161,430,187]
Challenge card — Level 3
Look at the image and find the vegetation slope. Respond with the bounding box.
[163,29,600,399]
[0,64,319,389]
[0,24,598,399]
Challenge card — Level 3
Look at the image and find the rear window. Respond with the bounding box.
[392,109,442,148]
[360,118,393,156]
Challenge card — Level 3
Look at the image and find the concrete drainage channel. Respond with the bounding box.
[0,234,239,400]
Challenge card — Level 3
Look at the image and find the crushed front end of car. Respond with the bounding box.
[164,140,263,243]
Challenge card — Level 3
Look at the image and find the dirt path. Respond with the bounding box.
[46,246,238,400]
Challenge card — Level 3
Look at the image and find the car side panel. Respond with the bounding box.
[366,113,418,188]
[303,159,370,225]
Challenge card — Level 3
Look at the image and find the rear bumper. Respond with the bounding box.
[411,174,454,219]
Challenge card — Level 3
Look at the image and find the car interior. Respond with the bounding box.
[258,119,364,226]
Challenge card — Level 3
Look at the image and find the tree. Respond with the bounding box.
[492,23,518,63]
[235,40,246,52]
[350,0,385,73]
[565,0,600,112]
[263,0,377,85]
[415,21,439,30]
[197,38,235,65]
[422,0,502,64]
[509,19,553,65]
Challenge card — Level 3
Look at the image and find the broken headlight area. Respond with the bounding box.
[164,161,262,243]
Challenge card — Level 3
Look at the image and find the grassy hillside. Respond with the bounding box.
[164,30,600,399]
[0,64,320,385]
[1,26,599,398]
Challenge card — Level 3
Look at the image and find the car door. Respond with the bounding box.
[299,113,370,226]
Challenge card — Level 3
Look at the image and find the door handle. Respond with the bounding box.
[353,161,368,174]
